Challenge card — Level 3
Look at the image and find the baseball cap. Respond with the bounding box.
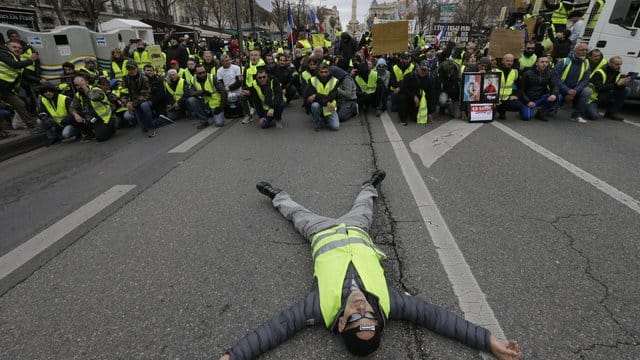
[126,60,138,68]
[341,324,382,356]
[399,52,411,59]
[419,60,430,70]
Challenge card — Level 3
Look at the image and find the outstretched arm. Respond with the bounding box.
[218,289,322,360]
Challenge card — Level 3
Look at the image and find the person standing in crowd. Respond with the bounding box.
[544,0,574,34]
[519,55,558,121]
[335,32,358,71]
[249,67,285,129]
[549,29,572,63]
[567,11,585,51]
[0,40,38,130]
[585,56,631,121]
[110,48,129,81]
[189,63,225,129]
[165,34,189,69]
[397,60,439,126]
[36,82,76,144]
[296,31,313,56]
[330,65,359,122]
[7,30,42,110]
[132,39,151,69]
[375,58,390,116]
[121,61,158,137]
[69,75,114,141]
[79,58,105,85]
[553,42,591,123]
[495,54,522,120]
[304,63,340,131]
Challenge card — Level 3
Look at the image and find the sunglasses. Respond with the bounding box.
[346,311,377,325]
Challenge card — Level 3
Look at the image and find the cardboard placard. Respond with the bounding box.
[488,29,525,58]
[147,45,165,73]
[371,21,410,55]
[469,103,494,122]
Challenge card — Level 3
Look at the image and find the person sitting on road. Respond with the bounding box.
[182,58,198,85]
[164,69,202,123]
[299,57,318,98]
[216,54,247,117]
[330,65,358,122]
[69,75,114,142]
[189,63,225,129]
[78,58,105,86]
[553,43,591,123]
[354,61,383,116]
[121,61,158,137]
[397,60,439,126]
[241,50,266,124]
[270,54,297,103]
[375,58,390,116]
[36,82,76,144]
[57,62,77,97]
[99,78,136,130]
[217,170,522,360]
[584,56,631,121]
[389,52,415,112]
[495,54,522,120]
[519,55,559,121]
[304,62,340,131]
[249,67,285,129]
[110,48,129,81]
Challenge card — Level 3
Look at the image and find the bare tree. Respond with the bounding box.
[152,0,178,22]
[271,0,288,36]
[182,0,211,25]
[46,0,68,26]
[414,0,438,33]
[454,0,510,28]
[208,0,232,28]
[73,0,109,30]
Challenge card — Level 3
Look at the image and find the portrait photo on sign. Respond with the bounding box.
[462,73,482,102]
[482,73,500,102]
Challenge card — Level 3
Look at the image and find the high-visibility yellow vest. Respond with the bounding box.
[298,39,312,55]
[301,70,313,84]
[519,54,537,69]
[355,71,378,94]
[111,88,128,113]
[324,39,332,49]
[588,68,622,104]
[310,223,390,327]
[310,76,338,116]
[133,49,151,67]
[252,80,275,110]
[0,52,22,84]
[497,68,518,101]
[75,87,112,123]
[591,58,607,75]
[551,2,568,26]
[183,69,196,85]
[560,58,588,82]
[454,50,465,66]
[20,47,36,72]
[40,94,69,124]
[111,60,129,81]
[392,63,414,89]
[245,58,266,88]
[417,91,428,124]
[586,0,604,30]
[192,74,221,109]
[164,78,185,102]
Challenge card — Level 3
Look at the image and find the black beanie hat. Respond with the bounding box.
[341,324,382,356]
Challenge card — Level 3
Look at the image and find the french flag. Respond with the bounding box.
[435,26,446,48]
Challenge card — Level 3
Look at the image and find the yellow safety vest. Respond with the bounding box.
[0,52,22,84]
[183,69,196,85]
[245,58,266,88]
[591,58,607,75]
[417,91,428,124]
[164,78,185,102]
[133,49,151,67]
[551,3,568,26]
[111,60,129,81]
[310,223,390,327]
[497,68,518,101]
[355,71,378,95]
[111,88,128,113]
[560,58,588,82]
[192,74,221,109]
[20,47,36,73]
[324,39,332,49]
[586,0,604,30]
[454,50,465,66]
[301,70,313,85]
[75,87,112,123]
[392,63,414,89]
[519,54,537,69]
[588,68,622,104]
[252,80,275,110]
[310,76,338,116]
[40,94,69,124]
[298,39,312,55]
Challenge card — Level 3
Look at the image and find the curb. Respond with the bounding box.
[0,132,48,162]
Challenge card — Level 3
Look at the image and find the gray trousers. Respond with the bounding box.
[272,184,378,241]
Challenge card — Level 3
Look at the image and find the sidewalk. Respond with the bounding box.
[0,128,47,163]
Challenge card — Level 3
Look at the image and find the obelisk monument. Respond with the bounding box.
[347,0,359,34]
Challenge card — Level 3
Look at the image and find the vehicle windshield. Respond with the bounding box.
[610,0,640,28]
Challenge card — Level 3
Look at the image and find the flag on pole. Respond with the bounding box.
[255,0,273,12]
[309,8,320,26]
[287,2,296,33]
[435,26,446,48]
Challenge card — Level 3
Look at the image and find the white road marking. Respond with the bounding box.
[380,112,506,340]
[168,127,219,153]
[492,121,640,216]
[623,119,640,128]
[409,119,483,168]
[0,185,136,282]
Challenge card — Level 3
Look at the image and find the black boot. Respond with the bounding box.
[363,170,386,187]
[256,181,282,199]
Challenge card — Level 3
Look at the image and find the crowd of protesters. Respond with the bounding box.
[0,0,631,145]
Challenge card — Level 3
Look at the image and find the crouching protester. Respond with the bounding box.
[397,60,439,126]
[189,64,225,129]
[249,67,286,129]
[217,171,523,360]
[584,56,631,121]
[519,56,559,121]
[304,63,340,131]
[164,69,204,122]
[69,75,114,141]
[99,78,136,129]
[36,82,76,144]
[330,65,358,122]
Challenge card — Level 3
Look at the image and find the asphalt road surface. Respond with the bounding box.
[1,100,639,359]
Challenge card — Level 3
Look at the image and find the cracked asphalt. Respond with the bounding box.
[1,100,639,359]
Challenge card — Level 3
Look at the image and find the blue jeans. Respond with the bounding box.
[135,101,155,133]
[310,102,339,130]
[37,115,77,140]
[520,94,558,120]
[584,87,630,120]
[256,102,286,128]
[115,111,137,129]
[557,87,592,118]
[189,97,224,126]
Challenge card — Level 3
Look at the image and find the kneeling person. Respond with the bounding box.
[189,64,225,129]
[37,82,78,144]
[69,75,114,141]
[249,67,285,129]
[304,63,340,131]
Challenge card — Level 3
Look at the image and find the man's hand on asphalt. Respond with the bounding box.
[219,353,231,360]
[489,335,522,360]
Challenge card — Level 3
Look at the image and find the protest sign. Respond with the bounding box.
[433,23,471,43]
[371,21,410,55]
[488,29,525,58]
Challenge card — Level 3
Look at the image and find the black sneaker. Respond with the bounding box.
[363,170,386,187]
[256,182,282,199]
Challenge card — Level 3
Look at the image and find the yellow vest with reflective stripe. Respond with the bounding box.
[454,50,465,65]
[310,76,338,116]
[0,52,22,84]
[324,39,332,49]
[588,68,622,104]
[301,70,313,84]
[75,87,112,123]
[355,71,378,94]
[252,80,274,110]
[41,94,69,124]
[20,47,36,72]
[551,3,568,25]
[586,0,604,30]
[111,60,128,81]
[392,63,414,89]
[192,74,221,109]
[591,58,607,75]
[183,69,196,85]
[245,58,266,88]
[497,68,518,101]
[298,39,312,55]
[164,78,185,102]
[417,91,428,124]
[112,88,128,113]
[519,54,537,69]
[560,58,588,82]
[310,223,390,327]
[133,49,151,67]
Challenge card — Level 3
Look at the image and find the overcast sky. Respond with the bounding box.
[308,0,374,29]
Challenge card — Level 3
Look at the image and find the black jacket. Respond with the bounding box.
[399,71,440,114]
[226,264,491,359]
[519,66,559,103]
[303,75,338,107]
[249,79,283,110]
[165,44,189,69]
[590,64,624,95]
[0,45,35,92]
